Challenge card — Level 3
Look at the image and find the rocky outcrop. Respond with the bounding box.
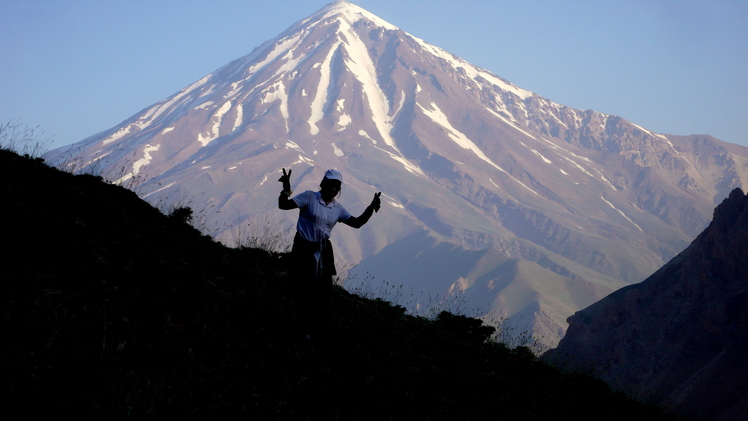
[543,188,748,420]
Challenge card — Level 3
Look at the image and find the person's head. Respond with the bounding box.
[320,169,343,200]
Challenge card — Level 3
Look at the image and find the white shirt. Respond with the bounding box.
[291,190,351,242]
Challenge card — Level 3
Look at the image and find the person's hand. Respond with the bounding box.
[278,168,292,193]
[370,192,381,213]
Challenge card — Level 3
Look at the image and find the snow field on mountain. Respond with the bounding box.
[115,144,160,185]
[319,1,398,32]
[418,100,539,196]
[519,140,553,164]
[197,101,232,147]
[261,81,289,132]
[601,196,642,232]
[308,40,340,135]
[410,35,532,100]
[337,18,395,150]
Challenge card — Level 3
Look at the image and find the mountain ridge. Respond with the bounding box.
[543,187,748,420]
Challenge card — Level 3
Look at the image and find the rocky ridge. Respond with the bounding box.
[543,188,748,420]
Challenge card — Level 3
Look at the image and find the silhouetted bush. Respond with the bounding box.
[436,310,496,343]
[168,206,194,225]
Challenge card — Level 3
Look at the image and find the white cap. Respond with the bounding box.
[323,169,343,182]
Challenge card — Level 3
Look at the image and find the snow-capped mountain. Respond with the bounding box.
[45,0,748,347]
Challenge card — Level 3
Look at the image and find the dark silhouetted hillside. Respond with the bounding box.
[1,148,680,419]
[544,188,748,421]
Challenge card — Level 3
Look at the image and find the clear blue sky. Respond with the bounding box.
[2,0,746,149]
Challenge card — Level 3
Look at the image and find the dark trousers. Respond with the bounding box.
[289,233,336,340]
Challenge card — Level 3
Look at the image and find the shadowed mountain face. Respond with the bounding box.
[43,1,748,347]
[544,188,748,420]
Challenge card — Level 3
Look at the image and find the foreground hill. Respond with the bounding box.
[0,147,683,419]
[544,189,748,421]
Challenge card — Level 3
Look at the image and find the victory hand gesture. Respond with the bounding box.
[370,192,382,213]
[278,168,292,193]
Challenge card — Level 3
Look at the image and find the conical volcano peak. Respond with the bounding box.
[310,0,399,31]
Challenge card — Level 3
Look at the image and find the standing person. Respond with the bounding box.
[278,168,381,342]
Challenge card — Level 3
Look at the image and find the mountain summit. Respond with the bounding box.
[45,1,748,347]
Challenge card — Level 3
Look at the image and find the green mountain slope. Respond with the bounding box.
[1,148,679,419]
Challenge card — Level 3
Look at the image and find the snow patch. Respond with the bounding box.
[103,126,132,145]
[197,101,232,147]
[338,114,352,130]
[319,1,399,31]
[336,99,351,130]
[271,32,308,78]
[392,90,406,118]
[141,181,176,199]
[129,74,212,134]
[161,127,174,134]
[419,102,483,157]
[594,168,617,190]
[485,107,535,139]
[247,31,305,76]
[601,196,642,231]
[286,140,304,153]
[331,143,345,157]
[232,103,243,132]
[537,136,593,163]
[411,36,532,99]
[632,123,680,155]
[115,144,159,184]
[558,155,594,177]
[519,141,552,164]
[262,81,289,132]
[290,154,315,167]
[225,81,243,99]
[308,40,341,135]
[359,130,377,144]
[338,19,395,148]
[372,145,424,176]
[420,101,538,196]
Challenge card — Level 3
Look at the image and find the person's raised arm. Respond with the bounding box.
[343,192,381,229]
[278,168,298,210]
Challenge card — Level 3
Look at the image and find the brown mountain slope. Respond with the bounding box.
[543,188,748,421]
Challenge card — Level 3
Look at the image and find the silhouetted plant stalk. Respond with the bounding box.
[342,273,550,354]
[54,147,295,251]
[52,142,159,195]
[0,119,53,158]
[226,212,294,253]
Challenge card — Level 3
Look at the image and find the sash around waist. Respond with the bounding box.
[291,232,337,277]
